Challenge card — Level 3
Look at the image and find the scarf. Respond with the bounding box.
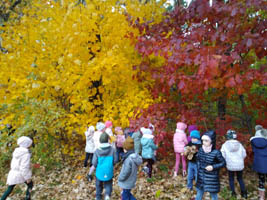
[202,144,212,153]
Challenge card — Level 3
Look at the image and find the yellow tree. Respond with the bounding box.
[0,0,165,157]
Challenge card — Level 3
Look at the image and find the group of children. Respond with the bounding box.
[84,121,158,200]
[173,123,267,200]
[1,121,266,200]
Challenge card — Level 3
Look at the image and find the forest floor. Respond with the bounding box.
[0,152,264,200]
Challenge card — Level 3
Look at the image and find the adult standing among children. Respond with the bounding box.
[250,125,267,200]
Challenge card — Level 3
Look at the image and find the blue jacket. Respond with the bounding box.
[251,136,267,174]
[92,144,118,181]
[141,134,158,159]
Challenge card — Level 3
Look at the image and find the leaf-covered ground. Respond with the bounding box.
[0,153,264,200]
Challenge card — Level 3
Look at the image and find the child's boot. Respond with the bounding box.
[173,171,177,178]
[104,195,110,200]
[241,190,247,199]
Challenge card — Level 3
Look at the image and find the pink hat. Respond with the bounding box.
[105,121,113,128]
[176,122,187,131]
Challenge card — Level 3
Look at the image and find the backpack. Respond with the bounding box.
[96,156,114,181]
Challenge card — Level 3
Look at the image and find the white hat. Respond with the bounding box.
[96,122,105,131]
[17,136,33,148]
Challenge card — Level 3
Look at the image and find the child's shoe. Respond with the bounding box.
[241,190,247,199]
[182,170,187,177]
[142,166,149,175]
[104,195,110,200]
[173,171,177,178]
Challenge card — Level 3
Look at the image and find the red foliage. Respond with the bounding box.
[129,0,266,161]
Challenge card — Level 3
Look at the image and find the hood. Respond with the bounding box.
[225,140,240,152]
[122,149,135,162]
[97,144,113,156]
[129,153,143,166]
[203,130,216,149]
[251,137,267,149]
[17,136,32,148]
[13,147,30,159]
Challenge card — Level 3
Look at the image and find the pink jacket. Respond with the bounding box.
[116,135,126,148]
[173,130,188,153]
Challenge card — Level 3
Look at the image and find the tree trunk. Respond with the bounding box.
[218,95,227,120]
[239,95,253,135]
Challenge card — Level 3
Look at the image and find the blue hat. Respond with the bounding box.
[190,130,200,139]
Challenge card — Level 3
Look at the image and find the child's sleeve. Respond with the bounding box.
[20,153,32,181]
[151,140,158,150]
[241,144,247,159]
[113,148,119,164]
[92,152,98,168]
[212,150,226,170]
[220,144,226,159]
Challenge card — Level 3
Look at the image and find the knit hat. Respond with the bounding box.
[17,136,33,148]
[255,125,263,131]
[99,132,109,143]
[140,127,152,135]
[105,121,113,128]
[176,122,187,131]
[226,129,237,140]
[96,122,105,131]
[188,125,198,134]
[190,130,200,139]
[255,125,267,138]
[123,136,134,151]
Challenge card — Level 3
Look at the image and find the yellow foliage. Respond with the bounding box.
[0,0,165,152]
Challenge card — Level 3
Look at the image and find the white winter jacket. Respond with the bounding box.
[221,140,246,171]
[7,147,32,185]
[85,126,95,153]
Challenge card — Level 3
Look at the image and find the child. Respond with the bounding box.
[140,127,158,178]
[118,136,142,200]
[93,122,106,151]
[250,125,267,200]
[196,130,225,200]
[221,130,247,198]
[1,136,33,200]
[115,127,125,161]
[184,130,201,191]
[131,130,142,155]
[88,132,118,200]
[84,125,95,167]
[173,122,188,177]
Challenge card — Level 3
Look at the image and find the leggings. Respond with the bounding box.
[1,181,33,200]
[175,153,186,173]
[258,173,267,191]
[143,158,154,178]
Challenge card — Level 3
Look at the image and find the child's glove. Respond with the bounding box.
[87,174,93,182]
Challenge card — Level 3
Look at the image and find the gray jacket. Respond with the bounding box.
[132,131,142,154]
[118,151,142,189]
